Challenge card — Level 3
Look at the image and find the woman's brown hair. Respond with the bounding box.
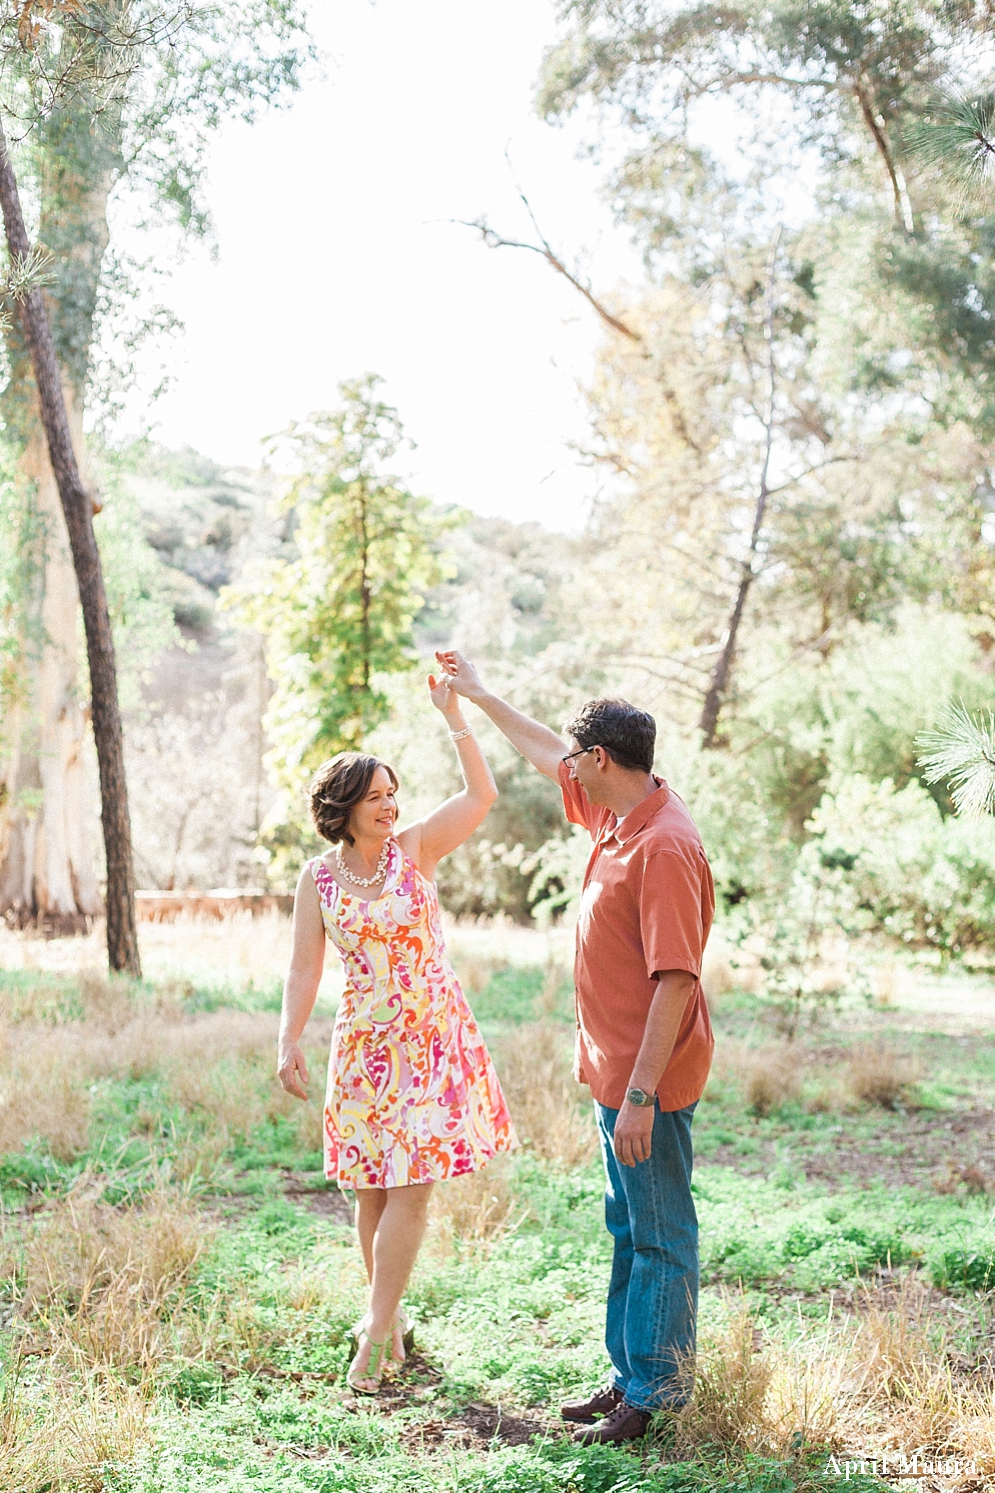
[307,753,399,845]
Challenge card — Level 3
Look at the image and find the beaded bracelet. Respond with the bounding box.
[449,726,473,741]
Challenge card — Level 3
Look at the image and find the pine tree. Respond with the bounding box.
[227,376,450,790]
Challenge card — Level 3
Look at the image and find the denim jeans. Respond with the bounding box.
[594,1100,699,1411]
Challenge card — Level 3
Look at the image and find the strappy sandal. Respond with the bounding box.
[349,1305,415,1365]
[346,1330,390,1394]
[395,1305,416,1360]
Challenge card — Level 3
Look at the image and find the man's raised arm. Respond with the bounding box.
[435,650,567,782]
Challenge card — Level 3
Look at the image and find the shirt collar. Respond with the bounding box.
[603,777,670,847]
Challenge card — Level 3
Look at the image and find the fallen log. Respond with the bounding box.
[134,890,294,922]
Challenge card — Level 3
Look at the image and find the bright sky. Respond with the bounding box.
[131,0,644,532]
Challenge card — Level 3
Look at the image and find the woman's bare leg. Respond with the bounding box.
[355,1188,387,1279]
[350,1182,433,1381]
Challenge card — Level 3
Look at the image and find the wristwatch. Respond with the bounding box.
[626,1087,654,1108]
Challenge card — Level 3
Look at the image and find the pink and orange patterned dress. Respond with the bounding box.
[308,840,514,1189]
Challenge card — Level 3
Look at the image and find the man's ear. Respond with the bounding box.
[593,746,610,770]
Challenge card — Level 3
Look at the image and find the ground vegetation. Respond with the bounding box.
[0,920,993,1491]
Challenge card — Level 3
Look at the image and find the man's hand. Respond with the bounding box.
[613,1101,655,1167]
[278,1041,309,1100]
[435,649,487,703]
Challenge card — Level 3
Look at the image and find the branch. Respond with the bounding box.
[459,215,642,343]
[855,80,915,234]
[455,164,641,344]
[686,70,848,100]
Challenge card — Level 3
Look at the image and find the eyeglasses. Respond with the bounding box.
[562,745,596,763]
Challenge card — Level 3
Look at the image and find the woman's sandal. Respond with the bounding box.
[346,1330,390,1394]
[396,1305,416,1359]
[349,1306,415,1366]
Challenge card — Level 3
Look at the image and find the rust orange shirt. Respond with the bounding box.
[559,761,715,1111]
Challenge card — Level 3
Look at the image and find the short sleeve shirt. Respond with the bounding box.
[559,760,715,1111]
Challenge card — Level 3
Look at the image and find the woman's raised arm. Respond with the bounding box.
[399,673,497,879]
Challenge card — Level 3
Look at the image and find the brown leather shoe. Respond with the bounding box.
[572,1401,651,1445]
[560,1384,625,1424]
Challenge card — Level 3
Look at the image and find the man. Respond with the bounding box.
[437,651,714,1446]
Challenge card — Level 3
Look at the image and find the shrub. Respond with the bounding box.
[847,1042,920,1109]
[931,1246,995,1292]
[742,1046,802,1117]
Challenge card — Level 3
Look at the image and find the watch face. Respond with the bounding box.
[627,1088,651,1107]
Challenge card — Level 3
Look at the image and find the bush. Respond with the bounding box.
[742,1047,802,1117]
[846,1042,920,1109]
[931,1247,995,1292]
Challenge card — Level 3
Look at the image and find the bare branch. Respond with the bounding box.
[458,212,642,342]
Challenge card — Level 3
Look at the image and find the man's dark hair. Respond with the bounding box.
[307,752,398,845]
[563,698,656,774]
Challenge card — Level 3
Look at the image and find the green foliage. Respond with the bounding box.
[225,376,451,791]
[92,466,182,711]
[908,91,995,203]
[919,702,995,819]
[931,1245,995,1292]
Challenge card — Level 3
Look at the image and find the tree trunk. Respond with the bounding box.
[698,230,781,749]
[0,399,102,927]
[0,117,140,976]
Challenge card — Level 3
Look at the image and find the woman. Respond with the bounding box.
[277,668,514,1393]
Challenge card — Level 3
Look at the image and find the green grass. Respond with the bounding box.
[5,961,995,1489]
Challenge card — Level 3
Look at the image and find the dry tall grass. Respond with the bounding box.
[741,1045,804,1118]
[707,1039,804,1117]
[0,1363,150,1493]
[674,1283,995,1480]
[1,1180,209,1372]
[0,974,330,1173]
[847,1041,921,1109]
[429,1158,521,1256]
[493,1021,596,1169]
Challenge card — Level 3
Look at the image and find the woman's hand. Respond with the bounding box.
[428,672,463,720]
[278,1041,309,1100]
[435,649,487,703]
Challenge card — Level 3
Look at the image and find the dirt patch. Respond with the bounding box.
[457,1400,554,1447]
[707,1106,995,1192]
[392,1394,555,1451]
[280,1172,354,1223]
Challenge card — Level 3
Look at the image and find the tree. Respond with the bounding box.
[0,0,311,933]
[908,91,995,200]
[0,111,142,972]
[226,376,450,793]
[539,2,995,434]
[539,0,991,233]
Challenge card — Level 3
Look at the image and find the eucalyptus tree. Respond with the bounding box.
[539,0,992,231]
[0,0,311,939]
[531,0,995,745]
[539,2,995,414]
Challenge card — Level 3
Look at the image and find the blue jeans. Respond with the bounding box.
[594,1100,699,1411]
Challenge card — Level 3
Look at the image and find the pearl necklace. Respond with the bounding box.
[335,837,392,888]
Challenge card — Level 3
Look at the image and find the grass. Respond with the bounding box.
[0,920,993,1491]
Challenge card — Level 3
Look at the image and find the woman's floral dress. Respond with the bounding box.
[309,840,514,1188]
